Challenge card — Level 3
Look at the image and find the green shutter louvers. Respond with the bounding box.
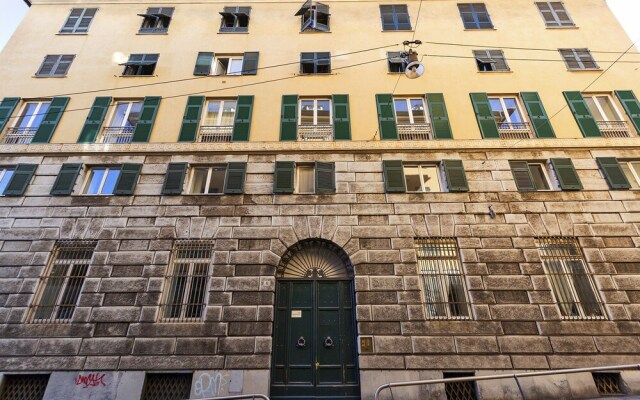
[232,96,254,141]
[78,97,112,143]
[509,160,536,191]
[161,163,188,195]
[194,52,214,75]
[615,90,640,135]
[32,97,70,143]
[426,93,453,139]
[178,96,205,142]
[274,161,295,193]
[242,52,259,75]
[550,158,583,190]
[521,92,555,138]
[280,95,298,141]
[0,97,20,134]
[332,94,351,140]
[132,96,161,142]
[4,164,37,196]
[596,157,631,190]
[315,162,335,193]
[442,160,469,192]
[224,162,247,194]
[50,163,82,195]
[113,163,142,195]
[383,160,406,192]
[375,94,398,140]
[563,91,601,137]
[470,92,500,138]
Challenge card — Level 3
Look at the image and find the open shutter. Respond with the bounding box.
[426,93,453,139]
[0,97,20,133]
[280,95,298,141]
[77,97,111,143]
[193,52,214,76]
[161,162,188,195]
[470,93,499,139]
[376,94,398,140]
[224,162,247,194]
[132,96,161,142]
[113,163,142,195]
[563,91,601,137]
[274,161,295,194]
[332,94,351,140]
[315,162,335,194]
[615,90,640,134]
[509,160,536,191]
[178,96,205,142]
[521,92,555,138]
[550,158,583,190]
[442,160,468,192]
[50,163,82,195]
[232,96,254,141]
[3,164,37,196]
[383,160,406,192]
[242,52,259,75]
[596,157,631,190]
[32,97,70,143]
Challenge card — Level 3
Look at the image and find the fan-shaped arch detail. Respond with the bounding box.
[277,239,353,279]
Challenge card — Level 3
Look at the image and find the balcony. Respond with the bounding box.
[397,123,433,140]
[197,126,233,142]
[497,122,534,139]
[100,126,134,143]
[298,124,333,141]
[1,127,37,144]
[597,120,631,138]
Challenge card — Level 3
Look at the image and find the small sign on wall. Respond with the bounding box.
[359,337,373,353]
[291,310,302,318]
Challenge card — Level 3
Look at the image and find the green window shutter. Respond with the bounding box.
[383,160,406,192]
[242,52,259,75]
[224,162,247,194]
[563,91,601,137]
[615,90,640,134]
[521,92,556,138]
[0,97,20,133]
[596,157,631,190]
[178,96,205,142]
[509,160,536,191]
[273,161,295,194]
[77,97,112,143]
[315,162,335,194]
[194,52,214,75]
[113,163,142,195]
[442,160,469,192]
[550,158,583,190]
[50,163,82,195]
[232,96,254,142]
[32,97,70,143]
[161,162,188,195]
[470,93,499,139]
[280,95,298,141]
[132,96,161,142]
[332,94,351,141]
[426,93,453,139]
[4,164,37,196]
[375,94,398,140]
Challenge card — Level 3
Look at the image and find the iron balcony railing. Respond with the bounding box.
[100,126,135,143]
[497,122,534,139]
[298,124,334,141]
[397,123,433,140]
[597,120,631,138]
[1,127,37,144]
[198,125,233,142]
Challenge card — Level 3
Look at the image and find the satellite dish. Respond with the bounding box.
[405,61,424,79]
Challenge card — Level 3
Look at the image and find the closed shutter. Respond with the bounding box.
[178,96,205,142]
[61,8,84,33]
[274,161,295,194]
[193,52,214,75]
[224,162,247,194]
[132,96,161,142]
[442,160,469,192]
[596,157,631,190]
[563,91,601,137]
[161,163,188,195]
[509,160,536,191]
[375,94,398,140]
[50,163,82,195]
[332,94,351,140]
[426,93,453,139]
[232,96,254,141]
[113,163,142,195]
[36,55,59,76]
[242,52,259,75]
[470,93,499,138]
[614,90,640,135]
[550,158,583,190]
[0,97,20,133]
[280,95,298,141]
[32,97,70,143]
[521,92,555,138]
[3,164,37,196]
[315,162,335,193]
[77,97,112,143]
[383,160,406,192]
[54,55,75,76]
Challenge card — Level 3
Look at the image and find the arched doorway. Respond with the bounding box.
[270,239,360,400]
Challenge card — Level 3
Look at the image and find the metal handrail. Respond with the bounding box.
[188,395,269,400]
[374,363,640,400]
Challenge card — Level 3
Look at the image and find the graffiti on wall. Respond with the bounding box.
[74,373,107,388]
[193,371,229,398]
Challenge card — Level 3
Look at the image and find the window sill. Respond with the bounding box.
[463,28,497,31]
[545,26,578,29]
[32,75,67,78]
[566,68,603,72]
[56,32,88,36]
[217,31,249,34]
[477,70,513,73]
[381,29,414,32]
[300,30,331,34]
[137,32,169,35]
[119,75,158,78]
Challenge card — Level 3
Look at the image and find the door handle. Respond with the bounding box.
[324,336,334,348]
[296,336,306,348]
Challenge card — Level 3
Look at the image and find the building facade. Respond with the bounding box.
[1,0,640,399]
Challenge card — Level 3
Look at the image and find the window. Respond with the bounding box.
[188,165,227,194]
[273,161,335,194]
[583,94,623,122]
[142,373,193,400]
[536,2,575,27]
[101,100,142,143]
[0,167,15,195]
[387,51,408,72]
[219,6,251,32]
[509,160,552,191]
[619,160,640,189]
[592,373,624,395]
[383,160,469,193]
[60,8,97,34]
[0,375,50,399]
[121,54,159,76]
[380,5,411,31]
[444,372,478,400]
[36,55,75,77]
[559,48,599,70]
[296,1,330,32]
[199,99,236,142]
[473,50,509,72]
[5,101,50,144]
[193,52,259,76]
[138,7,174,33]
[489,96,527,129]
[415,238,471,319]
[536,237,605,319]
[296,164,316,193]
[213,55,244,76]
[458,3,493,29]
[28,240,96,323]
[404,165,442,193]
[160,241,212,322]
[394,97,427,124]
[82,167,121,195]
[300,52,331,74]
[299,98,331,126]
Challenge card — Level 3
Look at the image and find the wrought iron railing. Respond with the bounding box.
[298,124,333,141]
[597,120,631,138]
[1,127,37,144]
[397,123,433,140]
[497,122,534,139]
[198,126,233,142]
[100,126,135,143]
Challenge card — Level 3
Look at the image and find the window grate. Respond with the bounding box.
[160,240,214,322]
[415,237,471,320]
[593,372,623,395]
[444,372,478,400]
[141,373,193,400]
[28,240,97,323]
[0,375,49,400]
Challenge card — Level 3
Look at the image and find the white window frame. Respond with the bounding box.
[81,166,120,195]
[393,97,429,125]
[403,164,443,193]
[13,101,51,129]
[212,55,244,76]
[488,96,528,124]
[201,100,237,126]
[582,94,624,122]
[295,164,316,194]
[187,165,227,194]
[620,160,640,189]
[0,167,15,196]
[535,1,575,28]
[529,161,555,191]
[298,98,332,126]
[107,101,143,128]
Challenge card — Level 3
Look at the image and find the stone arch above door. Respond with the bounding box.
[276,238,354,279]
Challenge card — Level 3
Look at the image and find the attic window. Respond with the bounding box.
[220,7,251,32]
[296,0,330,32]
[138,7,174,34]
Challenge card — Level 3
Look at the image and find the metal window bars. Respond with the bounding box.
[141,373,192,400]
[28,240,97,324]
[444,372,478,400]
[297,124,333,141]
[497,122,534,139]
[160,240,214,322]
[592,372,624,395]
[1,127,37,144]
[596,120,631,137]
[0,374,50,400]
[397,123,433,140]
[100,126,135,143]
[415,238,471,320]
[197,125,233,142]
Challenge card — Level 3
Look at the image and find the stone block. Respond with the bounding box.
[498,336,552,353]
[80,338,134,355]
[0,339,38,356]
[455,336,499,353]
